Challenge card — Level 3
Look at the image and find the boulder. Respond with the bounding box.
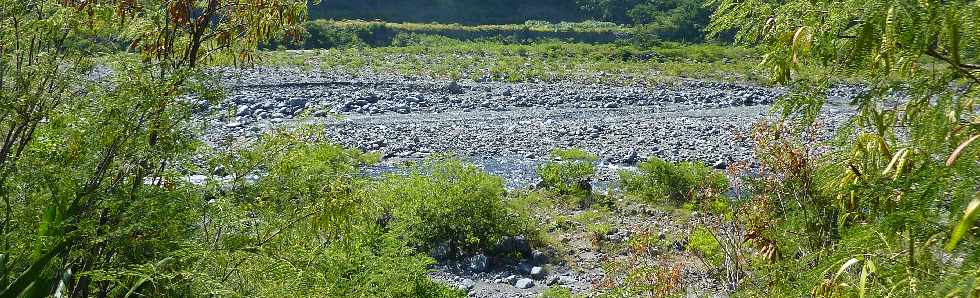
[468,254,488,272]
[515,278,534,289]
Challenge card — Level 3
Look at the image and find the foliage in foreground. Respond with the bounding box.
[1,0,305,296]
[0,1,468,297]
[706,0,980,295]
[194,132,461,297]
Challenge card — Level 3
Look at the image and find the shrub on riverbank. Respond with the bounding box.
[619,157,728,205]
[372,158,523,254]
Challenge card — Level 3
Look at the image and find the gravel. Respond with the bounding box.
[192,67,860,296]
[198,67,858,188]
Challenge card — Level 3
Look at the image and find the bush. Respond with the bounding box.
[374,158,521,254]
[192,131,461,297]
[619,157,728,205]
[687,227,723,267]
[536,148,598,198]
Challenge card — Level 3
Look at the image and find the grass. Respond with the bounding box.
[258,38,766,84]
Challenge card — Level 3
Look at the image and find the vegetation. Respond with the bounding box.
[0,0,309,296]
[262,39,763,84]
[536,148,598,199]
[309,0,586,25]
[372,158,521,254]
[3,0,978,296]
[704,0,980,295]
[284,19,627,49]
[198,131,461,297]
[619,157,728,205]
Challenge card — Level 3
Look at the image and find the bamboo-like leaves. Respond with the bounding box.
[945,194,979,251]
[945,134,979,167]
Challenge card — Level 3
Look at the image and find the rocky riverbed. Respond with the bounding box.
[192,66,860,297]
[199,67,857,188]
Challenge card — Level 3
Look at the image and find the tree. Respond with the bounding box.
[0,0,305,296]
[708,0,980,295]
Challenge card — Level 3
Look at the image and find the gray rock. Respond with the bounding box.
[530,250,548,265]
[494,235,531,258]
[530,266,545,280]
[558,275,576,285]
[460,278,475,291]
[517,261,533,275]
[235,105,248,117]
[515,278,534,289]
[469,254,488,272]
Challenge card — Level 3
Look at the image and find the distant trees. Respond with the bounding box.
[310,0,586,25]
[307,0,716,43]
[577,0,714,43]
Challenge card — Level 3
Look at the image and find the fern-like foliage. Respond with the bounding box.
[708,0,980,296]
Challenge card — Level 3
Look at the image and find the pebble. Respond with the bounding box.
[515,278,535,289]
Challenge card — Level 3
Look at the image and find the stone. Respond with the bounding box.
[517,261,533,275]
[447,81,464,94]
[530,250,548,265]
[546,276,559,286]
[225,122,242,128]
[236,105,250,116]
[469,254,488,272]
[713,160,728,170]
[460,278,475,291]
[673,241,686,252]
[530,266,545,280]
[623,150,639,165]
[515,278,534,289]
[558,275,576,285]
[212,165,226,176]
[501,275,518,285]
[494,235,531,257]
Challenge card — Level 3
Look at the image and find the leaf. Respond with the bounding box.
[945,194,980,252]
[0,240,69,298]
[945,134,979,166]
[124,277,151,298]
[792,26,807,64]
[834,257,861,282]
[859,259,876,298]
[882,148,907,176]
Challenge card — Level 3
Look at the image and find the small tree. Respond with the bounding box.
[0,0,305,296]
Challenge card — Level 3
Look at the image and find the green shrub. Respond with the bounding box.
[687,227,723,267]
[536,148,598,198]
[198,133,462,297]
[541,287,584,298]
[619,157,728,205]
[374,158,520,253]
[317,230,464,298]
